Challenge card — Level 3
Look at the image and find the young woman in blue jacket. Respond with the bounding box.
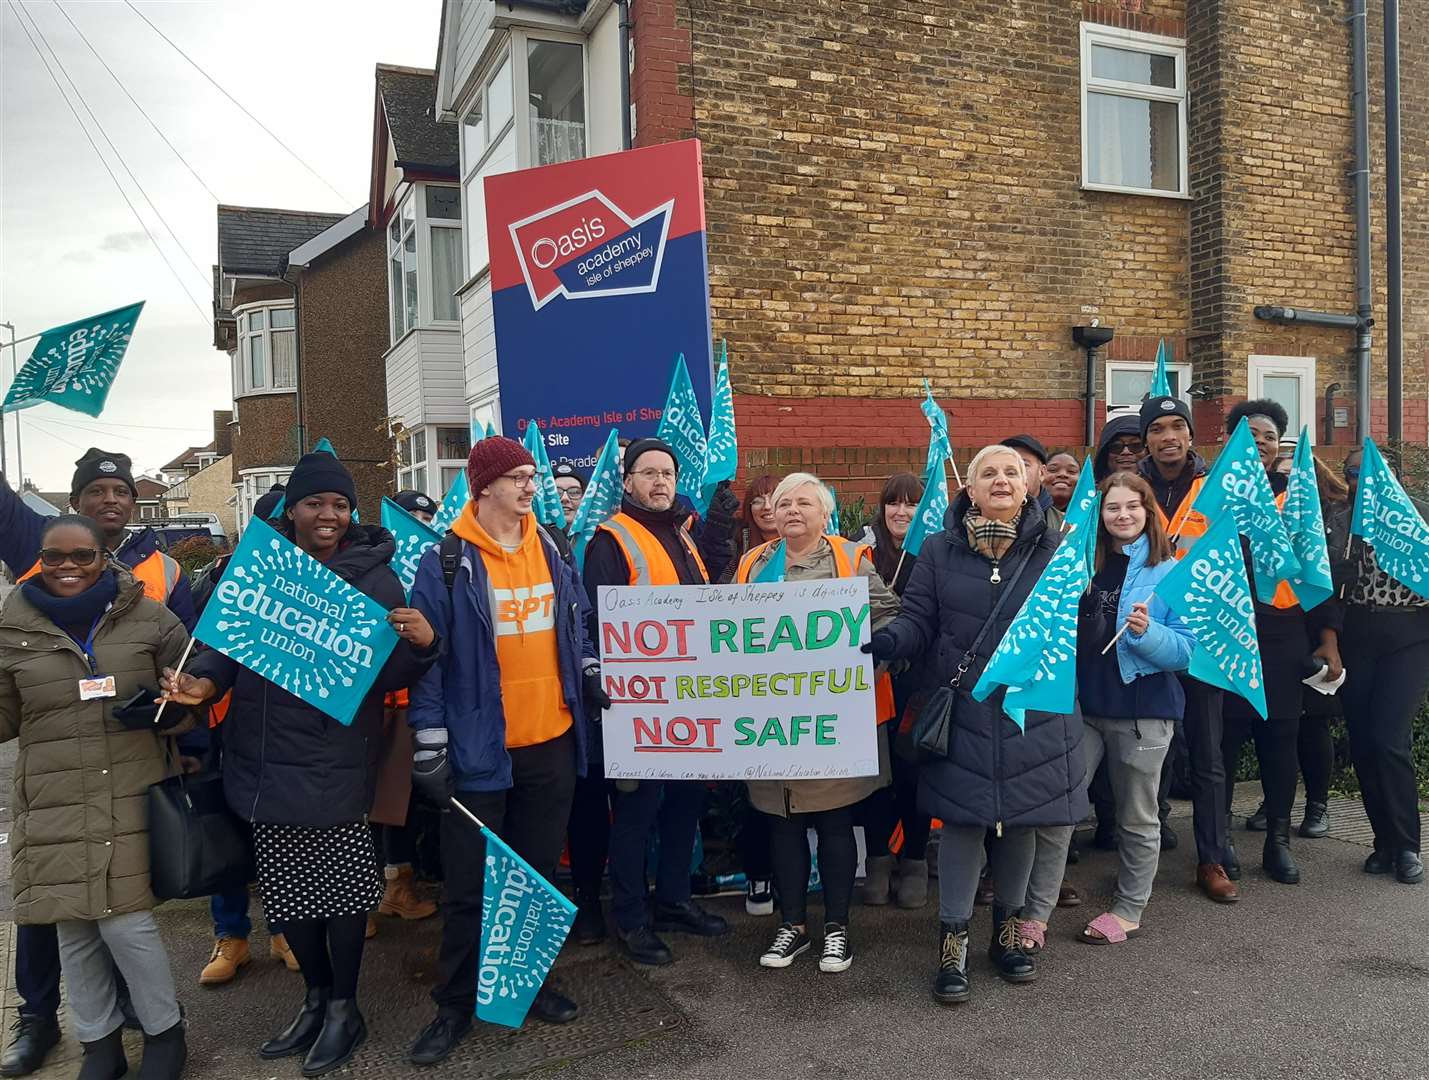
[1021,471,1195,948]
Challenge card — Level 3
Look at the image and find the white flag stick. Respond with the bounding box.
[153,635,196,726]
[449,796,489,831]
[891,547,909,591]
[1100,620,1131,655]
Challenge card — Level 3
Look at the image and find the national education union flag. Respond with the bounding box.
[656,353,709,512]
[1155,513,1266,718]
[701,340,738,511]
[381,497,441,597]
[920,380,953,487]
[902,445,949,558]
[431,470,470,535]
[1149,339,1173,398]
[1280,427,1333,611]
[1190,418,1300,602]
[1350,437,1429,601]
[569,429,623,568]
[521,422,567,529]
[971,489,1099,729]
[3,301,144,417]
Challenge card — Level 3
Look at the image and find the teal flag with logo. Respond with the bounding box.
[193,516,399,725]
[1280,427,1333,611]
[1350,437,1429,600]
[826,483,841,536]
[656,354,709,512]
[1155,512,1266,718]
[752,539,787,583]
[431,470,469,535]
[521,423,566,529]
[3,302,144,417]
[476,825,576,1027]
[920,380,953,487]
[1190,418,1300,601]
[309,438,358,520]
[903,446,949,558]
[1149,339,1172,398]
[971,491,1099,728]
[701,340,738,511]
[381,497,440,597]
[570,429,623,568]
[1063,457,1097,527]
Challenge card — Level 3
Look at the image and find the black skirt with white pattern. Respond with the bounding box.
[252,821,383,922]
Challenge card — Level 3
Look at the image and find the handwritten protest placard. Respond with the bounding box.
[194,517,399,725]
[597,579,879,780]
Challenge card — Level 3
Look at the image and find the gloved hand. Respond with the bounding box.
[708,480,741,523]
[412,728,454,807]
[583,660,612,715]
[860,628,896,664]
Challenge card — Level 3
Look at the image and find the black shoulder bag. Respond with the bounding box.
[147,739,253,900]
[901,547,1037,762]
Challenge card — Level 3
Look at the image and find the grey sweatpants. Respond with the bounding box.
[1023,716,1172,924]
[56,911,180,1042]
[936,824,1036,923]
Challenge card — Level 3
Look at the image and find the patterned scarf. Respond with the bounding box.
[964,511,1023,562]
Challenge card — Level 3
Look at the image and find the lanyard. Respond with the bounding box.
[73,608,110,675]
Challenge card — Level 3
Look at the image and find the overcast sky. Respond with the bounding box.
[1,0,441,490]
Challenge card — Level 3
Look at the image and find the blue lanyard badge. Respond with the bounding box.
[76,608,117,700]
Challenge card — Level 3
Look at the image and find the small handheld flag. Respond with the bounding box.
[3,301,144,417]
[570,429,623,567]
[312,437,337,456]
[701,340,738,510]
[1280,427,1333,611]
[656,354,709,512]
[1149,339,1172,398]
[431,470,469,535]
[902,448,948,559]
[920,380,954,488]
[1350,437,1429,600]
[381,497,441,597]
[521,423,566,529]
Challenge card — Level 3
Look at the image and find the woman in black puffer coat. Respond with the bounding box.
[867,444,1087,1004]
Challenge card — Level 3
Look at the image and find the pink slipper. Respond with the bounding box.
[1018,919,1046,953]
[1078,912,1141,945]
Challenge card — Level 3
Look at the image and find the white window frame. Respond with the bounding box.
[232,302,297,396]
[1080,22,1189,199]
[1105,359,1193,416]
[470,391,501,441]
[235,467,294,534]
[434,425,472,498]
[394,428,430,496]
[386,183,463,346]
[1249,355,1317,445]
[458,30,590,287]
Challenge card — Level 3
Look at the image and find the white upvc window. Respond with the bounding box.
[1080,23,1188,198]
[236,467,293,533]
[470,392,501,442]
[1249,355,1317,444]
[460,32,588,282]
[395,429,429,495]
[233,303,296,395]
[1105,359,1193,415]
[387,184,462,344]
[394,425,471,499]
[435,425,472,497]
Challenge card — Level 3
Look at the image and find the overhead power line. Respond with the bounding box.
[53,0,222,203]
[4,2,210,326]
[122,0,353,206]
[14,1,211,290]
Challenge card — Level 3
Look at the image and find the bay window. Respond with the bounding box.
[234,303,296,395]
[386,184,462,343]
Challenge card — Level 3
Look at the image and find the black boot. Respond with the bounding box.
[301,998,366,1077]
[1299,800,1329,838]
[136,1021,186,1080]
[0,1013,60,1077]
[1223,816,1242,880]
[932,921,970,1004]
[1245,800,1268,831]
[260,987,330,1059]
[76,1027,127,1080]
[987,907,1036,984]
[1263,818,1301,885]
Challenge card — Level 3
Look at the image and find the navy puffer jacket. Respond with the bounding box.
[881,492,1088,830]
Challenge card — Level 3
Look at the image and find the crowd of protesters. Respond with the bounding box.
[0,393,1422,1077]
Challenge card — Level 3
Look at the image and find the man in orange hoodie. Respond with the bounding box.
[405,437,607,1067]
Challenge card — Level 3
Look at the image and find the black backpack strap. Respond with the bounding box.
[536,522,575,567]
[439,532,463,592]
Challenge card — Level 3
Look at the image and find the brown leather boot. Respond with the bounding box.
[270,933,301,972]
[378,865,438,920]
[1196,863,1240,903]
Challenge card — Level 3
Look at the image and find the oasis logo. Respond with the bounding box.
[509,190,674,311]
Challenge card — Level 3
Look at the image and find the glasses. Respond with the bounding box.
[1109,440,1144,454]
[751,496,772,509]
[631,468,676,481]
[557,488,582,503]
[39,547,99,568]
[501,472,538,489]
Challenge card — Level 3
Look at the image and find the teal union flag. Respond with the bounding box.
[1280,427,1333,611]
[1350,437,1429,601]
[4,301,144,417]
[656,353,709,512]
[701,340,738,511]
[521,422,567,529]
[381,497,440,597]
[570,429,623,568]
[431,470,470,535]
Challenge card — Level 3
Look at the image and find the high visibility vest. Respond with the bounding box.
[1268,490,1301,610]
[20,548,181,605]
[735,535,896,724]
[1153,475,1209,559]
[597,512,709,586]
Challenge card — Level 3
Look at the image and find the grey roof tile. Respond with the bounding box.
[377,65,458,174]
[217,206,347,276]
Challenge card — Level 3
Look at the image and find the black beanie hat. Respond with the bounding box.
[393,489,437,516]
[70,448,137,498]
[283,452,357,512]
[253,484,286,522]
[624,437,678,476]
[552,459,587,488]
[1139,395,1195,440]
[1000,433,1048,465]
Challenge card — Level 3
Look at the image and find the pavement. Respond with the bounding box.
[0,735,1423,1080]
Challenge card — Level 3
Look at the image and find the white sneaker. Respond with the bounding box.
[819,923,853,973]
[745,878,774,916]
[759,923,809,968]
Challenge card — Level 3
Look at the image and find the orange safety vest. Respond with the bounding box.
[735,535,896,724]
[20,547,181,604]
[597,512,710,585]
[1154,475,1209,559]
[1268,490,1301,610]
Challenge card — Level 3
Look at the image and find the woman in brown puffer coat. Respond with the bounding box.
[0,515,193,1080]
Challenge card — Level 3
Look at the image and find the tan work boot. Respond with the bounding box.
[366,912,378,939]
[199,936,250,985]
[270,932,301,972]
[378,865,438,920]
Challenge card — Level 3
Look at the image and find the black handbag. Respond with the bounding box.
[903,548,1037,762]
[147,745,253,900]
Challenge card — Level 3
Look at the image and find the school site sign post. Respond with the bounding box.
[596,579,880,780]
[484,139,713,466]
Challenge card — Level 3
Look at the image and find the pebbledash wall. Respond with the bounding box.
[628,0,1428,495]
